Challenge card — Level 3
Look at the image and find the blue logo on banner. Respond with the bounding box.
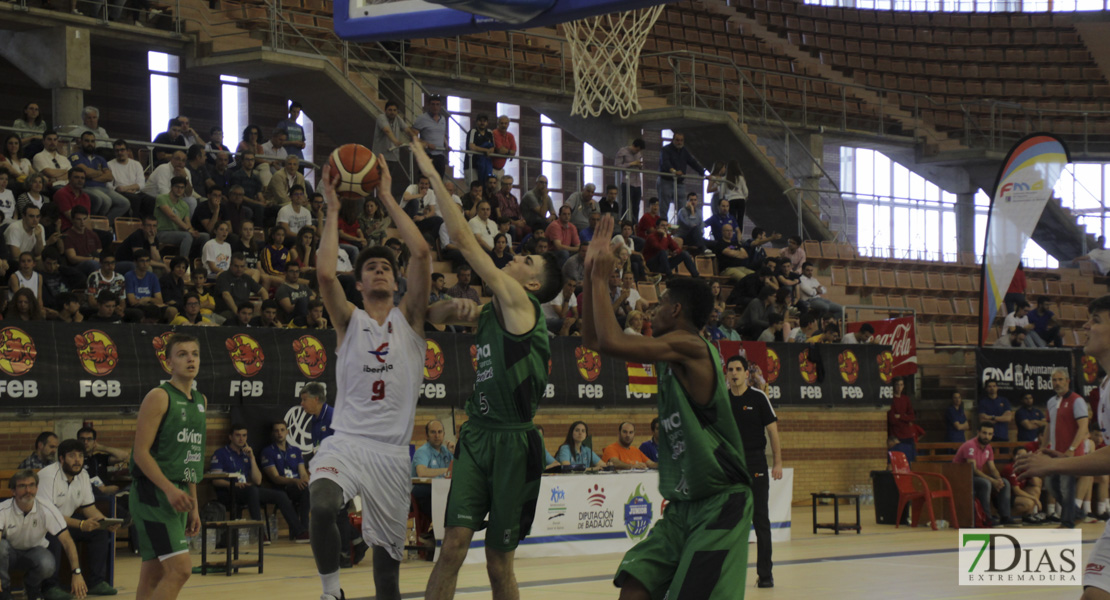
[624,483,652,540]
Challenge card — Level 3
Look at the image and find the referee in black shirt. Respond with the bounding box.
[726,355,783,589]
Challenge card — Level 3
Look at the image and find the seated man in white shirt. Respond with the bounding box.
[468,200,496,252]
[276,185,313,238]
[107,139,154,218]
[37,439,121,598]
[142,150,197,217]
[542,277,578,336]
[1002,301,1046,348]
[0,469,88,600]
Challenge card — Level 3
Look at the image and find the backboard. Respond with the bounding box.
[333,0,667,42]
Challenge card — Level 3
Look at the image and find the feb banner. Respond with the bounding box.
[0,323,892,409]
[846,317,917,376]
[978,134,1069,344]
[718,340,895,406]
[975,348,1076,405]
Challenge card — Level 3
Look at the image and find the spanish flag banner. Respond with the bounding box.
[627,362,657,394]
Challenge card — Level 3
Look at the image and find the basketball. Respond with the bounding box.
[327,143,380,198]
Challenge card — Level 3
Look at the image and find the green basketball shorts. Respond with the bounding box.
[615,486,753,600]
[444,421,544,552]
[130,477,190,562]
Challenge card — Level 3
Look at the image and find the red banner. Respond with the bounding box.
[845,317,918,376]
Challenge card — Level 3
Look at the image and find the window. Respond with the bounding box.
[583,143,603,189]
[220,75,249,152]
[447,96,472,180]
[842,146,1082,267]
[149,52,180,141]
[541,114,563,205]
[295,100,315,183]
[804,0,1107,11]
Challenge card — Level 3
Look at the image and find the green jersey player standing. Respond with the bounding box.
[130,333,207,600]
[583,215,753,600]
[414,142,565,600]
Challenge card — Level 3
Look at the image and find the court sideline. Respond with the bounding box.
[94,504,1096,599]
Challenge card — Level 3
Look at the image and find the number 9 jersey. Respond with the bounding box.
[334,307,425,446]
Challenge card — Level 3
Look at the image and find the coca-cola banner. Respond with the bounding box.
[975,348,1077,405]
[845,317,917,376]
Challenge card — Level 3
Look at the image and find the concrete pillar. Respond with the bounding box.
[956,192,976,256]
[0,26,91,127]
[800,133,825,229]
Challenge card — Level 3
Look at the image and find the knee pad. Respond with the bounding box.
[310,479,345,516]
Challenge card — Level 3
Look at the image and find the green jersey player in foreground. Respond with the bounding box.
[130,333,206,600]
[582,215,753,600]
[412,141,564,600]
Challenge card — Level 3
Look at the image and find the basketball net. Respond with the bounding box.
[563,5,665,119]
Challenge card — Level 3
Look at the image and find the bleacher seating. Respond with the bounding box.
[731,0,1110,141]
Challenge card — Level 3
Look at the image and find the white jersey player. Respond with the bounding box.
[311,159,471,600]
[1017,296,1110,599]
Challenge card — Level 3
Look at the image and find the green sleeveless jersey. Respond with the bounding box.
[467,294,550,424]
[131,382,207,485]
[655,339,749,502]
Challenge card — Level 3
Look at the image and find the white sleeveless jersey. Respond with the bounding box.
[334,307,424,446]
[14,271,39,298]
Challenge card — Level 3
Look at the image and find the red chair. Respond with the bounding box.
[888,451,960,530]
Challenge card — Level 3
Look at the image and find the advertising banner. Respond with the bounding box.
[978,134,1069,344]
[0,323,892,409]
[846,317,917,376]
[975,348,1076,404]
[432,468,794,564]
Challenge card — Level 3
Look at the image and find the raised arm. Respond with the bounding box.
[374,156,432,330]
[586,217,713,404]
[316,163,355,342]
[411,142,534,332]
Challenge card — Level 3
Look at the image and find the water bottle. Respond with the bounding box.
[206,529,218,548]
[269,514,278,542]
[187,534,200,554]
[238,527,250,547]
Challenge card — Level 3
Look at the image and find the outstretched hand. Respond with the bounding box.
[376,153,392,198]
[410,142,439,180]
[319,163,341,213]
[584,215,615,273]
[1013,450,1056,480]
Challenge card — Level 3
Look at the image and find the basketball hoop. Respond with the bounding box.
[563,5,664,119]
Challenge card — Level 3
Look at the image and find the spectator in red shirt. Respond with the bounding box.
[643,220,698,278]
[545,205,580,267]
[1004,261,1027,315]
[53,168,92,231]
[998,447,1045,524]
[63,206,102,277]
[636,197,663,238]
[888,377,920,461]
[953,421,1017,526]
[491,116,516,179]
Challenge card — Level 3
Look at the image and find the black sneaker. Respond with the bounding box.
[1099,512,1110,521]
[1046,514,1062,523]
[757,577,774,588]
[1023,515,1040,525]
[339,554,353,569]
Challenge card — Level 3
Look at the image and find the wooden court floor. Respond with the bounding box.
[104,506,1095,599]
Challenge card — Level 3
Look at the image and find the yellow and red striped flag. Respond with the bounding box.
[627,362,657,394]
